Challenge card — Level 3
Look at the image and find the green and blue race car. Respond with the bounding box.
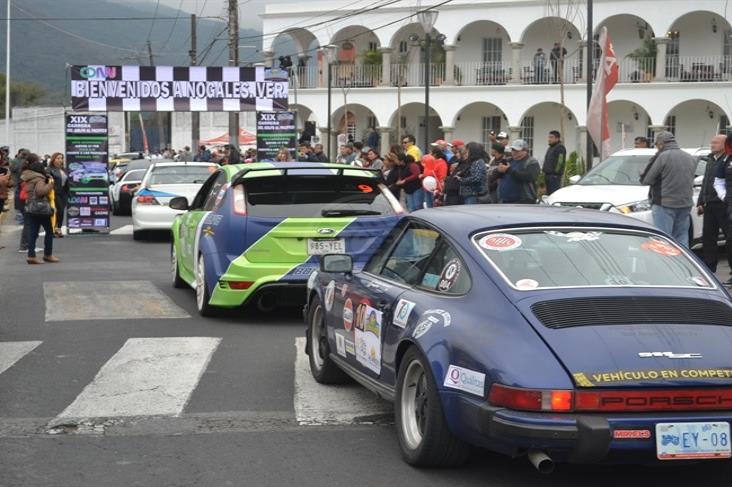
[169,162,404,316]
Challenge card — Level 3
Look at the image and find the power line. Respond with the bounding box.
[0,16,223,21]
[158,0,186,53]
[147,0,161,41]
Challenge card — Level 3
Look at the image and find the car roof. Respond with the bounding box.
[611,147,710,157]
[411,205,659,240]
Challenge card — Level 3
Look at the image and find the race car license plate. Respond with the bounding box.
[307,238,345,255]
[656,422,731,460]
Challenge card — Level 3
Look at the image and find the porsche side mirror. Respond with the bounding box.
[568,175,581,185]
[169,196,189,211]
[321,254,353,274]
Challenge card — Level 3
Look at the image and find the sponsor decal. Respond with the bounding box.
[335,332,346,358]
[202,226,215,237]
[478,233,522,252]
[345,339,356,356]
[343,298,354,332]
[339,283,348,297]
[614,429,652,440]
[413,318,435,339]
[515,278,539,290]
[641,238,681,257]
[422,309,451,328]
[639,352,703,359]
[437,258,461,292]
[324,280,336,311]
[355,305,382,374]
[392,299,416,328]
[317,228,335,235]
[366,280,392,293]
[545,230,602,242]
[443,364,485,397]
[306,270,318,291]
[572,368,732,387]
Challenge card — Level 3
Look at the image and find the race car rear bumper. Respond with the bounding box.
[449,394,732,464]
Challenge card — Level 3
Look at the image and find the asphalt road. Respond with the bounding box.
[1,214,732,487]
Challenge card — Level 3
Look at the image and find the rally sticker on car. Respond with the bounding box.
[437,259,461,292]
[343,298,354,332]
[355,304,382,374]
[392,299,416,328]
[324,280,336,311]
[478,233,522,252]
[443,364,485,397]
[641,238,681,257]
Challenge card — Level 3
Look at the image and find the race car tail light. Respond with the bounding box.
[136,195,158,205]
[232,185,247,216]
[488,384,573,412]
[574,388,732,412]
[225,280,253,290]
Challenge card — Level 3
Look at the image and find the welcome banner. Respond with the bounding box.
[71,65,289,112]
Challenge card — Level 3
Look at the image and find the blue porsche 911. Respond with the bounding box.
[304,205,732,471]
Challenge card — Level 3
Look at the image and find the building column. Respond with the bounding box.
[377,126,392,156]
[379,47,393,87]
[508,125,522,142]
[443,45,456,86]
[509,42,524,84]
[653,37,669,81]
[576,40,587,83]
[262,50,275,68]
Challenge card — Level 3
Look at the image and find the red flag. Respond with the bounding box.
[587,27,619,160]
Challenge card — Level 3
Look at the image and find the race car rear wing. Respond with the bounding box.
[231,164,381,184]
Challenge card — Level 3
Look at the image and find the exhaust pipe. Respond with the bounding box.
[527,450,555,474]
[256,292,277,313]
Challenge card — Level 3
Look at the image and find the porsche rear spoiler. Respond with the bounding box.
[232,165,381,184]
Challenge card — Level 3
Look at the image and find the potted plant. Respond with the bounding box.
[627,38,657,81]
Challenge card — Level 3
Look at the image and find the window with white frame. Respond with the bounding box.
[367,116,377,129]
[720,115,730,134]
[368,41,378,52]
[521,116,535,154]
[482,38,503,64]
[664,116,676,136]
[481,116,501,145]
[399,41,408,54]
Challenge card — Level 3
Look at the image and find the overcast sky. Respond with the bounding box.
[125,0,271,29]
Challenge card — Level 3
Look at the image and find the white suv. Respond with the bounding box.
[541,148,710,246]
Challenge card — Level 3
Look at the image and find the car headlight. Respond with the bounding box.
[617,199,652,214]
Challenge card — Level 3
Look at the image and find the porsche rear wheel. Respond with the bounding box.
[307,295,349,384]
[195,254,214,317]
[396,347,469,467]
[171,242,186,289]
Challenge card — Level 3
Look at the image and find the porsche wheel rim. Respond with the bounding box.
[196,256,205,310]
[401,359,427,450]
[310,304,325,370]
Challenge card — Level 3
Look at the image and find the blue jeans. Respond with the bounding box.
[651,205,691,247]
[463,195,478,205]
[405,191,422,212]
[27,214,53,258]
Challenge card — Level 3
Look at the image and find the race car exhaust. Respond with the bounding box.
[527,450,554,474]
[256,292,277,313]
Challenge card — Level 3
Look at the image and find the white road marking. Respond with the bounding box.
[110,225,133,235]
[0,341,42,375]
[54,337,221,421]
[44,280,190,321]
[293,337,392,425]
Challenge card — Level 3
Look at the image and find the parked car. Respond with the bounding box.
[170,162,404,316]
[110,168,146,216]
[306,205,732,469]
[131,161,217,239]
[541,148,710,246]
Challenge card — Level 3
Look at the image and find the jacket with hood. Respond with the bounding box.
[640,132,696,208]
[21,167,53,203]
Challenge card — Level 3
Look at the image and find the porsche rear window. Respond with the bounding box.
[244,175,399,217]
[472,229,714,290]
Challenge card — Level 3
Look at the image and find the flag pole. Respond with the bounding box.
[585,0,593,171]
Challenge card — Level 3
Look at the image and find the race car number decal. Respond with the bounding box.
[437,258,461,292]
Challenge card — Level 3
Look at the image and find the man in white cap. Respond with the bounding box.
[496,131,509,147]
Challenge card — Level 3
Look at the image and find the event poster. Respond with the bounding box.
[65,113,110,231]
[256,111,296,161]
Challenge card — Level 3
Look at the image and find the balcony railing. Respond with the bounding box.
[289,55,732,90]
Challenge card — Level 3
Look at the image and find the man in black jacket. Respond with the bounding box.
[698,135,731,274]
[542,130,566,195]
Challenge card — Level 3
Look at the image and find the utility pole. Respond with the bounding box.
[190,14,199,152]
[227,0,239,151]
[146,39,154,65]
[5,0,10,149]
[585,0,594,171]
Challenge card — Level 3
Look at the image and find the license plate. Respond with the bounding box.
[656,422,731,460]
[307,238,345,255]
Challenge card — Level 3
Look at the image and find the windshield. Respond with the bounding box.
[579,155,652,186]
[148,166,214,185]
[473,228,713,290]
[244,175,400,217]
[121,169,146,182]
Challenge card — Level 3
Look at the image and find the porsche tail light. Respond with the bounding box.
[225,280,253,290]
[136,195,158,205]
[232,185,247,216]
[488,384,573,412]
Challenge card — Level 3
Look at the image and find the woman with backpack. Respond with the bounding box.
[20,153,59,264]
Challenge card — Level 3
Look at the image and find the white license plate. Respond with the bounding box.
[307,238,346,255]
[656,422,731,460]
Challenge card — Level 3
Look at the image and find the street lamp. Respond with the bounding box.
[417,8,438,153]
[322,44,337,160]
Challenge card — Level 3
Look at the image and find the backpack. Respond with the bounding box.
[19,181,28,202]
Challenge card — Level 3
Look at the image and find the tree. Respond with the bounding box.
[0,74,47,118]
